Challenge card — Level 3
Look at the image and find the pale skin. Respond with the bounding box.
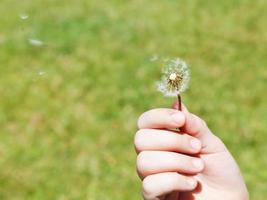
[135,103,249,200]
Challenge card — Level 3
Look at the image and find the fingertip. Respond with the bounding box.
[186,177,198,189]
[192,158,205,171]
[189,138,202,152]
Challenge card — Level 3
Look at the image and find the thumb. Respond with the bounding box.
[172,102,226,154]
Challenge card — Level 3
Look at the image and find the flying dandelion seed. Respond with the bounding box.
[20,14,29,20]
[150,54,159,62]
[28,38,44,46]
[38,71,46,76]
[156,58,190,110]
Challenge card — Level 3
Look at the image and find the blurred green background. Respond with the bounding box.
[0,0,266,199]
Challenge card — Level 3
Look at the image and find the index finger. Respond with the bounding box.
[137,108,186,129]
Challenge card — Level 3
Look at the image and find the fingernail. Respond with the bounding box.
[186,178,196,187]
[192,159,204,169]
[190,139,201,150]
[171,112,184,125]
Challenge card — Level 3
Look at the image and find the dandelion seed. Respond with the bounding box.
[20,14,29,20]
[38,70,46,76]
[156,58,190,110]
[150,54,159,62]
[28,38,44,46]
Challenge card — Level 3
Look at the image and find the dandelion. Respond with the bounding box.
[28,38,44,46]
[156,58,190,111]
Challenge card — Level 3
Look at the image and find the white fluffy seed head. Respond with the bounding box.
[156,58,190,97]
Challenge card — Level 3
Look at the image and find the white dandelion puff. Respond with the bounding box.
[156,58,190,97]
[156,58,190,110]
[20,14,29,20]
[28,38,44,46]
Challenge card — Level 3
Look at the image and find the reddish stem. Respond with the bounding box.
[177,94,182,111]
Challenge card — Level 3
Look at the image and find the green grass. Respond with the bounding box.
[0,0,267,199]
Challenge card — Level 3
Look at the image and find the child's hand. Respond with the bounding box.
[135,103,249,200]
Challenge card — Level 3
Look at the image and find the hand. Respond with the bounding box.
[135,103,249,200]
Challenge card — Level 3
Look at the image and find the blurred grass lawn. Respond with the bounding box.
[0,0,267,199]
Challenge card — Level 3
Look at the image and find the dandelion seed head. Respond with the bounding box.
[156,58,190,97]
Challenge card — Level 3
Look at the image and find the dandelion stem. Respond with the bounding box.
[177,94,182,111]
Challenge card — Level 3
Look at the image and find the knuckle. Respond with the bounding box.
[142,176,154,197]
[194,114,207,129]
[213,135,222,144]
[136,151,151,173]
[134,130,145,151]
[191,114,206,133]
[212,135,226,150]
[201,118,208,128]
[137,109,156,129]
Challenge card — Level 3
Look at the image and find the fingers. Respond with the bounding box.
[172,102,226,153]
[136,107,204,199]
[142,172,197,200]
[135,129,202,154]
[137,108,185,129]
[137,151,204,178]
